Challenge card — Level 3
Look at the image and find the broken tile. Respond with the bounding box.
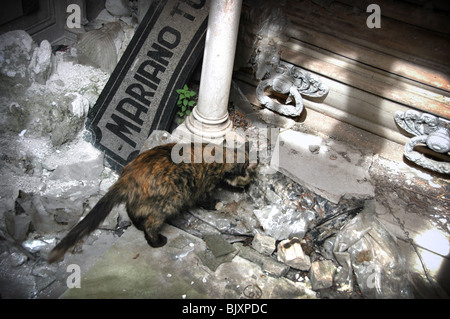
[252,233,276,256]
[309,260,336,291]
[277,237,311,271]
[197,248,238,272]
[203,234,236,257]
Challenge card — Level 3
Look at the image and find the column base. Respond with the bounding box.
[183,106,234,140]
[173,107,246,145]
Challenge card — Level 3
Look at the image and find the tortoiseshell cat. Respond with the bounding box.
[48,142,257,263]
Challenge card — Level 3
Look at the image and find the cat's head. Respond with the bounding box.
[223,141,258,188]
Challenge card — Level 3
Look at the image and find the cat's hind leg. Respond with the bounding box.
[126,204,167,248]
[143,215,167,248]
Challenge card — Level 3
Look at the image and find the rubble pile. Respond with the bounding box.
[168,150,412,298]
[0,8,133,297]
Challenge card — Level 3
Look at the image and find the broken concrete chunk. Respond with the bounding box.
[309,260,336,291]
[235,242,289,277]
[28,40,53,84]
[277,237,311,271]
[252,233,276,256]
[253,205,310,240]
[0,30,34,91]
[66,92,89,118]
[10,250,28,267]
[5,210,32,241]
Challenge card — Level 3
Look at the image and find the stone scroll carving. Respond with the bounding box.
[255,61,329,117]
[395,110,450,174]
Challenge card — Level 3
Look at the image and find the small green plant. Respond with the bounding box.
[176,84,196,121]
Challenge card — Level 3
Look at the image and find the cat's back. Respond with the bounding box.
[116,143,217,197]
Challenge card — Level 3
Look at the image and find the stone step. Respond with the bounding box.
[270,129,375,204]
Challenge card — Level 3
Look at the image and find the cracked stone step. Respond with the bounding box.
[271,129,375,204]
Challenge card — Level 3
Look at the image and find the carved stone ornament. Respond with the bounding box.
[256,62,329,117]
[394,110,450,174]
[251,35,328,118]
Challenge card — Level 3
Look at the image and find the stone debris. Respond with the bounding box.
[66,92,90,118]
[253,205,312,240]
[28,40,53,85]
[4,209,32,242]
[0,30,35,90]
[277,237,311,271]
[309,260,336,291]
[252,233,276,256]
[189,207,252,236]
[332,200,413,298]
[234,242,290,277]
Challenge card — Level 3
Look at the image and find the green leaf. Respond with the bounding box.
[179,94,185,100]
[181,105,186,112]
[177,100,182,105]
[177,111,184,117]
[188,100,195,107]
[185,110,191,115]
[176,89,184,94]
[183,84,189,91]
[183,99,188,106]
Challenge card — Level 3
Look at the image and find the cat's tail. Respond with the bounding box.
[47,185,125,263]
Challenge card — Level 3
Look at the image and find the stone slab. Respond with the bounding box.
[270,129,375,203]
[203,234,236,258]
[85,0,209,172]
